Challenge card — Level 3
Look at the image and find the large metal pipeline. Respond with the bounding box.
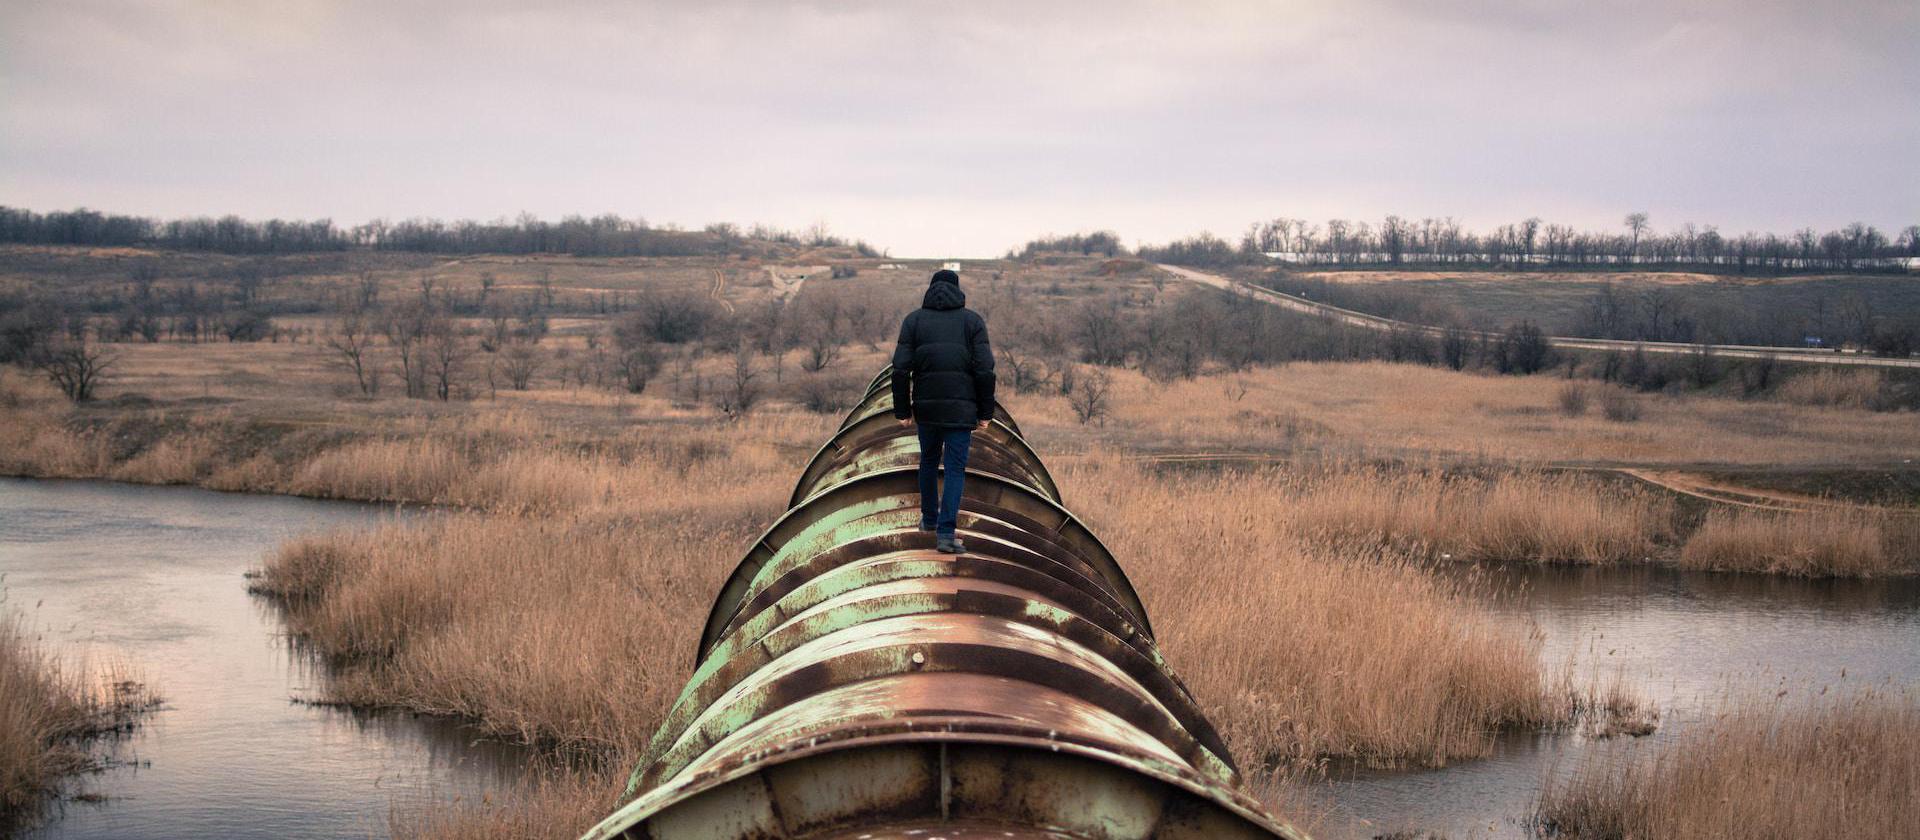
[582,367,1308,840]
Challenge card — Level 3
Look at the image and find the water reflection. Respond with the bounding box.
[1313,562,1920,839]
[0,478,532,840]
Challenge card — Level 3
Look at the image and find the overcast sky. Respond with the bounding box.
[3,0,1915,257]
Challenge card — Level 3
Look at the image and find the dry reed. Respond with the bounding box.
[1057,457,1571,770]
[1678,507,1915,577]
[1536,688,1920,839]
[387,764,628,840]
[1773,368,1888,410]
[259,510,740,755]
[1272,466,1671,565]
[0,617,156,828]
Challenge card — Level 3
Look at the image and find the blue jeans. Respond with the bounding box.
[916,425,972,538]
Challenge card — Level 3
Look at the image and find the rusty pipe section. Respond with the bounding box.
[583,367,1308,840]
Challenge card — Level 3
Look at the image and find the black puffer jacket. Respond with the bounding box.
[890,279,995,428]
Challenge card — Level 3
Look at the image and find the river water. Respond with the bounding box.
[1311,564,1920,839]
[4,478,1916,839]
[0,478,528,840]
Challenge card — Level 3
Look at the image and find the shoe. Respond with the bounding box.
[917,520,936,532]
[936,536,967,554]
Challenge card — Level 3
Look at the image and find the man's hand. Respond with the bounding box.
[976,419,990,431]
[898,417,914,428]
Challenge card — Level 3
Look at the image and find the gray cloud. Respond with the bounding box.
[3,0,1915,256]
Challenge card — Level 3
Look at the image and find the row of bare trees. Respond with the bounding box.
[0,205,884,258]
[1066,215,1920,273]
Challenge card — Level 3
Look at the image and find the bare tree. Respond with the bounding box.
[1045,356,1078,396]
[122,309,162,343]
[535,269,555,311]
[382,302,435,398]
[223,310,273,342]
[619,288,721,345]
[31,337,117,402]
[793,292,846,372]
[498,341,543,391]
[481,308,513,352]
[715,343,762,418]
[1072,297,1133,366]
[1067,366,1113,426]
[792,371,857,414]
[1000,348,1052,394]
[615,344,659,394]
[843,297,891,350]
[755,298,796,383]
[573,343,610,390]
[1740,354,1778,395]
[1686,343,1720,388]
[800,330,843,373]
[356,271,381,309]
[128,261,158,303]
[1623,212,1650,262]
[325,311,381,395]
[1441,326,1473,370]
[423,320,472,400]
[232,262,265,306]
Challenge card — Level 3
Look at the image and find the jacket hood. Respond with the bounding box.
[922,280,966,311]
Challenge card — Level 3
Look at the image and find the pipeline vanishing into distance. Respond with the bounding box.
[581,367,1308,840]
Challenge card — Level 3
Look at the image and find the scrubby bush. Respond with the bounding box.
[1600,389,1643,422]
[616,289,721,345]
[1774,369,1887,410]
[1557,382,1592,417]
[791,371,860,414]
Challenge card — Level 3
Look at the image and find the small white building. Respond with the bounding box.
[941,261,962,271]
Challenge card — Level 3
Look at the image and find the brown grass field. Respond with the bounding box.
[5,248,1919,836]
[1535,688,1920,839]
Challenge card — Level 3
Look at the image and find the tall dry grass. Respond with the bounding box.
[1250,466,1671,566]
[386,766,627,840]
[1774,367,1888,410]
[258,511,738,755]
[1057,457,1573,769]
[1678,508,1917,577]
[0,617,156,828]
[0,372,105,479]
[1536,688,1920,839]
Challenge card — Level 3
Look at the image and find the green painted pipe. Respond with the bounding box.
[583,366,1309,840]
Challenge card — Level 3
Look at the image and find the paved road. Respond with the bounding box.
[1158,264,1920,369]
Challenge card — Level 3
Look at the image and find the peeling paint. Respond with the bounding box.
[585,367,1308,840]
